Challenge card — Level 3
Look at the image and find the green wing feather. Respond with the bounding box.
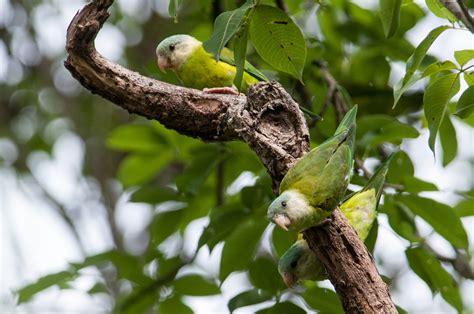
[341,153,393,239]
[219,47,268,82]
[280,106,357,212]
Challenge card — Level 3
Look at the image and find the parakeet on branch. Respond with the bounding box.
[267,106,358,232]
[278,157,391,288]
[156,34,267,94]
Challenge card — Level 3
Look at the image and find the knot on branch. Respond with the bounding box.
[227,81,309,192]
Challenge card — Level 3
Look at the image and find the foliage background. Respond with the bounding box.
[1,0,473,313]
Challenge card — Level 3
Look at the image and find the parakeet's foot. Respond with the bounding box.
[317,217,333,226]
[203,87,239,95]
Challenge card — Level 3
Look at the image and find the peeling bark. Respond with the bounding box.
[64,0,396,312]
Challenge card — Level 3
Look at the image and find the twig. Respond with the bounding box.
[313,60,348,123]
[441,0,474,32]
[275,0,289,13]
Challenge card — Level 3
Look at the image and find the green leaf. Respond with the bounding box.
[168,0,182,23]
[393,60,457,109]
[117,152,172,187]
[248,256,286,293]
[455,85,474,118]
[464,71,474,86]
[455,198,474,217]
[403,177,438,193]
[424,73,460,154]
[425,0,458,22]
[406,247,463,312]
[131,186,179,204]
[398,194,468,249]
[357,115,419,147]
[422,60,458,77]
[150,209,183,246]
[159,295,193,314]
[203,1,254,61]
[403,26,450,86]
[379,0,402,38]
[174,275,220,296]
[199,206,248,250]
[249,5,306,80]
[219,219,266,280]
[176,145,226,195]
[439,116,457,166]
[272,227,298,258]
[228,290,273,312]
[233,15,250,91]
[302,286,344,314]
[380,195,419,242]
[17,271,75,304]
[256,301,306,314]
[88,282,108,295]
[454,49,474,67]
[107,124,167,153]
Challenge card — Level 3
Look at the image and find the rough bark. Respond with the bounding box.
[64,0,396,312]
[304,210,397,313]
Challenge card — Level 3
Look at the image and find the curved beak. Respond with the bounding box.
[273,214,291,231]
[157,55,169,72]
[282,272,297,288]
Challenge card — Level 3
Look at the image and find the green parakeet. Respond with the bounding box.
[278,157,391,288]
[156,34,267,94]
[267,106,358,232]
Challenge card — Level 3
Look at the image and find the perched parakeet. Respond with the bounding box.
[267,106,358,232]
[278,158,391,288]
[155,34,267,94]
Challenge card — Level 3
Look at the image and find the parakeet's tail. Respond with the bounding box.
[334,105,357,154]
[335,105,358,135]
[362,152,395,205]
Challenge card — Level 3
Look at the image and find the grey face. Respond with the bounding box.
[267,193,292,231]
[156,34,196,71]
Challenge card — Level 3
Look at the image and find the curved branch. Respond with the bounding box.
[64,0,309,190]
[64,0,396,312]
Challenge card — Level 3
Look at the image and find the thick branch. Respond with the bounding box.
[64,0,395,312]
[304,210,397,313]
[64,0,308,190]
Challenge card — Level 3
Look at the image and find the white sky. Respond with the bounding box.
[1,0,473,313]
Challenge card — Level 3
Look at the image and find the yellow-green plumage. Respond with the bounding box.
[278,156,392,287]
[267,106,357,231]
[177,46,260,93]
[156,34,266,93]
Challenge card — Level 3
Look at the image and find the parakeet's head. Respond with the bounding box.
[267,190,311,231]
[278,240,324,287]
[156,34,201,72]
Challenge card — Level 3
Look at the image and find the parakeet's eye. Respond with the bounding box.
[169,44,175,51]
[281,201,287,207]
[290,260,297,268]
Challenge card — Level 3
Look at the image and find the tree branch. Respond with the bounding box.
[440,0,474,32]
[64,0,396,311]
[304,210,397,313]
[64,0,308,191]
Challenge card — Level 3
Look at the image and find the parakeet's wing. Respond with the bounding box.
[340,153,393,240]
[280,106,357,211]
[219,47,268,82]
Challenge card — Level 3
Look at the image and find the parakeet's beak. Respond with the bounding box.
[282,272,297,288]
[273,214,291,231]
[157,56,169,72]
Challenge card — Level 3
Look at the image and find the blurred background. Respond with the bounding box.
[1,0,473,313]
